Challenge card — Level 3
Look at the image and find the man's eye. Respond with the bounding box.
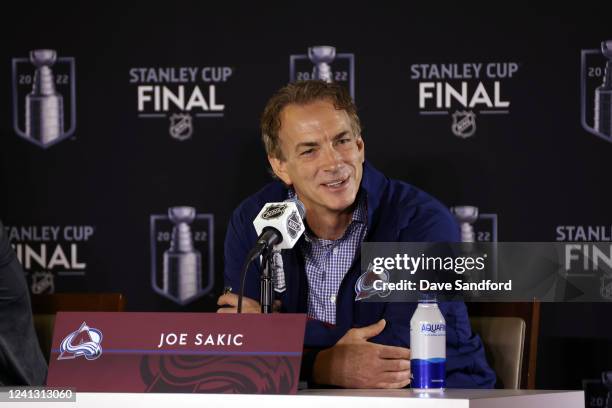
[301,149,314,156]
[338,138,351,145]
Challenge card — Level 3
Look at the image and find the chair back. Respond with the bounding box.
[468,301,540,389]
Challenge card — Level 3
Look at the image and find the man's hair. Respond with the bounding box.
[261,80,361,160]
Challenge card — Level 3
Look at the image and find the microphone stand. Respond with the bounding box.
[259,246,274,314]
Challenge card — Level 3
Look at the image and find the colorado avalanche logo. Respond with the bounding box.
[57,321,103,361]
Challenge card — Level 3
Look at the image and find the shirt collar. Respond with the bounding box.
[287,189,367,243]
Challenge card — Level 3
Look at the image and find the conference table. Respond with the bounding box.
[12,388,584,407]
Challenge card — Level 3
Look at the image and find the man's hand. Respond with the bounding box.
[217,293,260,313]
[216,293,281,313]
[313,319,411,389]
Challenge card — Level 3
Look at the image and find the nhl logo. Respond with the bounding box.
[169,113,193,141]
[262,204,288,220]
[286,210,302,239]
[451,110,477,139]
[31,271,55,294]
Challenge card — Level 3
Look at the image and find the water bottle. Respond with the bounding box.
[410,298,446,392]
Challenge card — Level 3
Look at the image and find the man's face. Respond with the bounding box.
[269,99,365,217]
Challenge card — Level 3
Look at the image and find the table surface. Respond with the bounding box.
[12,388,585,408]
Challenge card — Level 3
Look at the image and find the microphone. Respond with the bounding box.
[237,197,306,313]
[252,197,306,252]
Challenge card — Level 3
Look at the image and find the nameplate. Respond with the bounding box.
[47,312,306,394]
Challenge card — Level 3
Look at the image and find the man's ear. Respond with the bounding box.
[268,155,292,185]
[356,135,365,163]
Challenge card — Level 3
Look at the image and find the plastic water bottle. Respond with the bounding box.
[410,298,446,392]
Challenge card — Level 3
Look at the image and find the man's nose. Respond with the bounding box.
[321,143,343,172]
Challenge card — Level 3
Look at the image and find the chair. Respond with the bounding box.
[31,293,126,362]
[467,301,540,389]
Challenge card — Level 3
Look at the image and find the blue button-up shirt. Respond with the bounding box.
[289,191,367,324]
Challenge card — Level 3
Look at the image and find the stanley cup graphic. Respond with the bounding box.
[450,206,479,243]
[26,49,64,144]
[308,46,336,82]
[451,205,479,297]
[162,207,202,303]
[595,40,612,137]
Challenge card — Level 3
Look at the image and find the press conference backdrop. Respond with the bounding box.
[0,5,611,393]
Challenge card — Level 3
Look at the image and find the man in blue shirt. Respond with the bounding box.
[218,80,495,389]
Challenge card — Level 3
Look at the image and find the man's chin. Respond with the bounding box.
[321,195,358,213]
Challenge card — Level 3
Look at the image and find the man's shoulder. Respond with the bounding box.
[364,162,449,216]
[364,165,459,241]
[387,178,451,219]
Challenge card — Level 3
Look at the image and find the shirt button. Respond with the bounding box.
[332,247,338,255]
[330,295,336,304]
